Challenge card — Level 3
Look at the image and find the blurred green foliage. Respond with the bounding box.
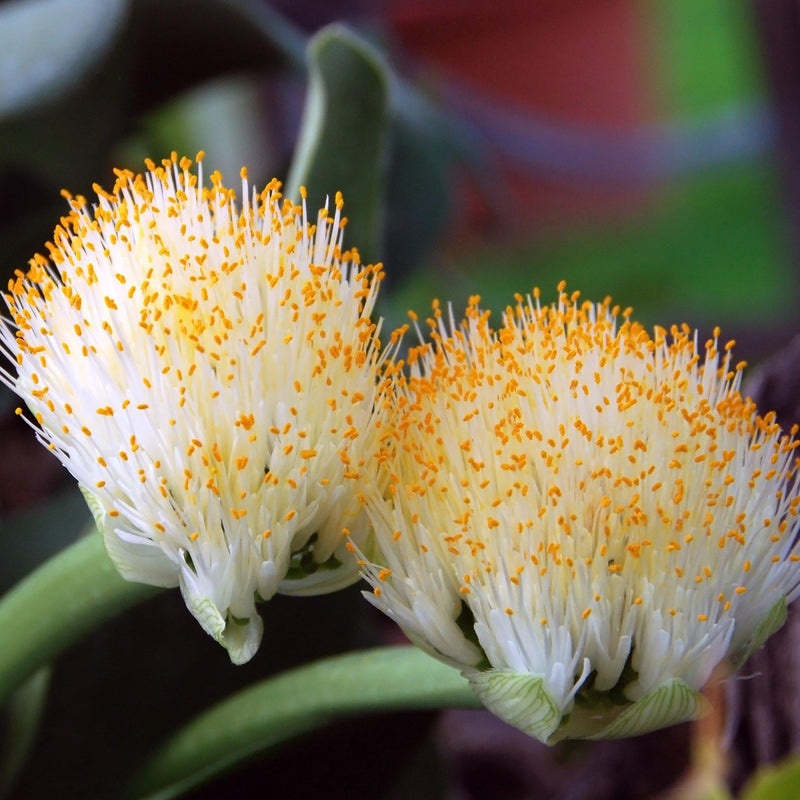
[649,0,765,114]
[741,753,800,800]
[388,0,793,352]
[386,161,789,336]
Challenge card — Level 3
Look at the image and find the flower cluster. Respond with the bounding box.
[356,286,800,742]
[4,154,800,743]
[0,154,390,663]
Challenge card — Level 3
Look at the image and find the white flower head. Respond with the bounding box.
[357,283,800,743]
[1,154,391,664]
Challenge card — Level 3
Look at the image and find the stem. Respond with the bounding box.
[0,531,159,706]
[125,645,478,800]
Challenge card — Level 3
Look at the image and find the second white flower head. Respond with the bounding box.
[358,286,800,742]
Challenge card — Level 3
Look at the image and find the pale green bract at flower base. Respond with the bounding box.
[357,287,800,743]
[0,154,391,664]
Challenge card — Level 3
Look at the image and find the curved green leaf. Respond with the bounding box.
[286,24,390,265]
[0,531,158,707]
[124,646,477,800]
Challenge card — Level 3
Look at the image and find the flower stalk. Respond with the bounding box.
[123,645,476,800]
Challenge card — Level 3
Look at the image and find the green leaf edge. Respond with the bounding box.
[124,646,478,800]
[285,23,390,265]
[0,531,159,708]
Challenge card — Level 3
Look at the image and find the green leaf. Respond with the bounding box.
[0,0,129,119]
[285,24,390,266]
[124,646,477,800]
[0,531,159,708]
[741,754,800,800]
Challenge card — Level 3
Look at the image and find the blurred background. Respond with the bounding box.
[2,0,800,797]
[3,0,798,348]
